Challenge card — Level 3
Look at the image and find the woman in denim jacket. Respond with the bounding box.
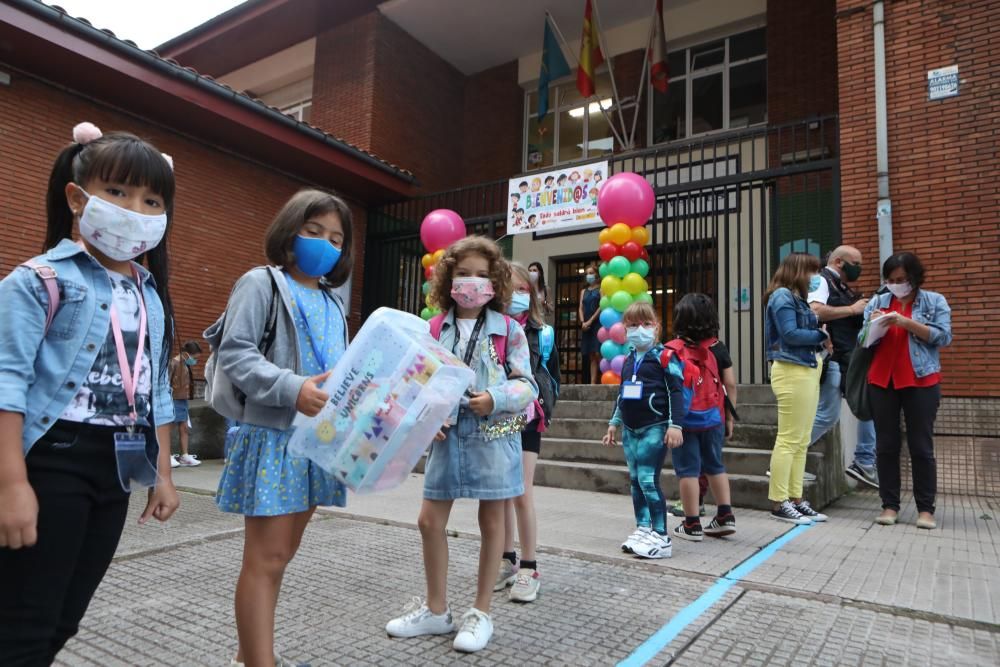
[764,253,831,525]
[862,252,951,530]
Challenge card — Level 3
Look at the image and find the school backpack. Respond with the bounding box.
[537,323,560,399]
[664,337,724,430]
[21,260,60,335]
[203,270,280,421]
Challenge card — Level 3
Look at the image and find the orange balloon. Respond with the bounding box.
[609,223,631,246]
[421,253,434,269]
[601,370,622,385]
[432,249,445,263]
[598,228,612,245]
[631,226,649,246]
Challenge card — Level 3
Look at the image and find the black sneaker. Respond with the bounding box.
[771,500,813,525]
[672,521,704,542]
[845,462,879,489]
[793,500,828,522]
[704,514,736,537]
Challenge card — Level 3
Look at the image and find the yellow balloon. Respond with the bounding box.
[598,228,612,245]
[601,275,622,296]
[421,253,434,268]
[432,249,445,263]
[631,226,649,246]
[609,223,631,246]
[622,272,648,296]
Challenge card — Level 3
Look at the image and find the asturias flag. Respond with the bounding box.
[576,0,604,98]
[539,15,570,120]
[649,0,669,93]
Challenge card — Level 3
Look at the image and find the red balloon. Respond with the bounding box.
[598,243,620,263]
[601,371,622,385]
[622,241,642,262]
[639,247,650,261]
[424,265,435,280]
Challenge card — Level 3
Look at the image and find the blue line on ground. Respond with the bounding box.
[617,523,812,667]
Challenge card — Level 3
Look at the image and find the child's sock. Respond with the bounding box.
[685,516,701,526]
[519,559,537,571]
[717,504,733,518]
[502,551,517,566]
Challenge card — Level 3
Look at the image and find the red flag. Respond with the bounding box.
[649,0,669,93]
[577,0,605,98]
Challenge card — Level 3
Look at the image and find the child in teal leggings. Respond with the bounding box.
[602,303,687,559]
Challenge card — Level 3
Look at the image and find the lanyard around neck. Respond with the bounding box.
[291,285,333,371]
[454,312,487,367]
[108,267,147,424]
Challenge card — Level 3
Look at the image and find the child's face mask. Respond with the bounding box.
[451,277,494,309]
[77,188,167,261]
[626,325,657,350]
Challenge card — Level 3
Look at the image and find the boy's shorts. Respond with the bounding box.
[671,425,725,478]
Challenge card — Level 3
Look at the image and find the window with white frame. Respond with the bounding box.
[281,99,313,124]
[650,26,766,145]
[524,73,636,171]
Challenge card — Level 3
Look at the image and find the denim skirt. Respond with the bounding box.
[423,409,524,500]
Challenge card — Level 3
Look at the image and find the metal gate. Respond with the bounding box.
[367,116,839,386]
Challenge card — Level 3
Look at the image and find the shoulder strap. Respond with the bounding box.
[539,324,555,364]
[259,270,281,357]
[428,313,446,341]
[22,260,59,335]
[492,314,512,366]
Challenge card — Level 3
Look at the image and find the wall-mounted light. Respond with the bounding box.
[0,71,11,86]
[569,98,612,118]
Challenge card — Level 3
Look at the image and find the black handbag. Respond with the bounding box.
[844,346,874,421]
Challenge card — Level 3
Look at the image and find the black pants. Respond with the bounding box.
[0,421,130,667]
[869,383,940,514]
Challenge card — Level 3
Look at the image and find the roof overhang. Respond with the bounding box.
[0,0,415,202]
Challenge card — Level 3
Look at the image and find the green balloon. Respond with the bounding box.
[598,262,610,278]
[422,281,432,295]
[599,296,610,310]
[420,307,433,320]
[608,255,631,279]
[635,292,654,304]
[610,290,633,313]
[630,259,650,278]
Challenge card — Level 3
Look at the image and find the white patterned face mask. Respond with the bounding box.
[78,189,167,261]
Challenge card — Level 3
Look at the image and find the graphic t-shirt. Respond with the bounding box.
[61,270,152,426]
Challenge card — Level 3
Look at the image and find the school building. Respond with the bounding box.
[1,0,997,445]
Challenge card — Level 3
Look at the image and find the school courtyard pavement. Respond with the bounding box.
[57,461,999,667]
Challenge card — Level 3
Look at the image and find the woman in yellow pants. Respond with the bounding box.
[764,253,831,524]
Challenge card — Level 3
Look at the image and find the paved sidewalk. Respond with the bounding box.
[52,462,999,666]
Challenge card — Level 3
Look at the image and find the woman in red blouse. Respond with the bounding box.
[863,253,952,529]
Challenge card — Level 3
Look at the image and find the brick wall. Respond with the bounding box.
[311,12,378,149]
[768,0,838,124]
[836,0,1000,397]
[460,61,523,185]
[0,70,371,361]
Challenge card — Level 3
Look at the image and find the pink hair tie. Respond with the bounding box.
[72,122,102,145]
[161,153,174,170]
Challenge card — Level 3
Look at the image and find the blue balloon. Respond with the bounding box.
[599,307,622,328]
[600,339,620,360]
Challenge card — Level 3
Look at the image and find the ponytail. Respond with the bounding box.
[44,142,86,251]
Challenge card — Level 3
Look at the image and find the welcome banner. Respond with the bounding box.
[506,159,609,236]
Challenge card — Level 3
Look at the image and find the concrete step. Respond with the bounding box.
[558,383,776,404]
[532,459,812,512]
[554,399,780,427]
[735,403,780,426]
[540,438,822,476]
[545,418,782,450]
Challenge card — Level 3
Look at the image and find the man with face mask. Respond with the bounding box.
[808,246,877,488]
[169,340,203,467]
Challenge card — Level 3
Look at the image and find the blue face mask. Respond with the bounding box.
[508,292,531,315]
[809,274,822,293]
[293,235,342,278]
[626,325,657,351]
[586,273,597,285]
[184,356,197,367]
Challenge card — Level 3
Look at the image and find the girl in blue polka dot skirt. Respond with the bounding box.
[204,189,353,667]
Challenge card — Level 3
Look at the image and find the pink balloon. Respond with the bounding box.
[599,358,611,373]
[609,322,627,345]
[610,354,626,375]
[420,209,466,252]
[597,172,655,228]
[597,326,610,343]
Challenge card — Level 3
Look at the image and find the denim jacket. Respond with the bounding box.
[765,287,827,367]
[861,289,952,377]
[0,239,173,454]
[435,308,538,427]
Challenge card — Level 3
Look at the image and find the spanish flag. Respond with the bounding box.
[649,0,669,93]
[576,0,604,98]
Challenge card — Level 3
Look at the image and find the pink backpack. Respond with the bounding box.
[22,260,60,335]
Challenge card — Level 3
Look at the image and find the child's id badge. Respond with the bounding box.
[113,431,158,493]
[622,381,643,400]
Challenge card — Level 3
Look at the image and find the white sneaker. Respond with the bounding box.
[508,569,540,602]
[386,597,455,638]
[771,500,814,525]
[452,608,493,653]
[170,455,180,469]
[493,559,518,591]
[621,526,651,553]
[793,500,828,522]
[632,531,672,559]
[177,454,201,467]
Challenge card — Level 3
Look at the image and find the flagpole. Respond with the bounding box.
[546,11,628,148]
[591,0,630,148]
[629,0,658,149]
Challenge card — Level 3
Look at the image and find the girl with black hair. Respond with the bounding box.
[0,122,179,665]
